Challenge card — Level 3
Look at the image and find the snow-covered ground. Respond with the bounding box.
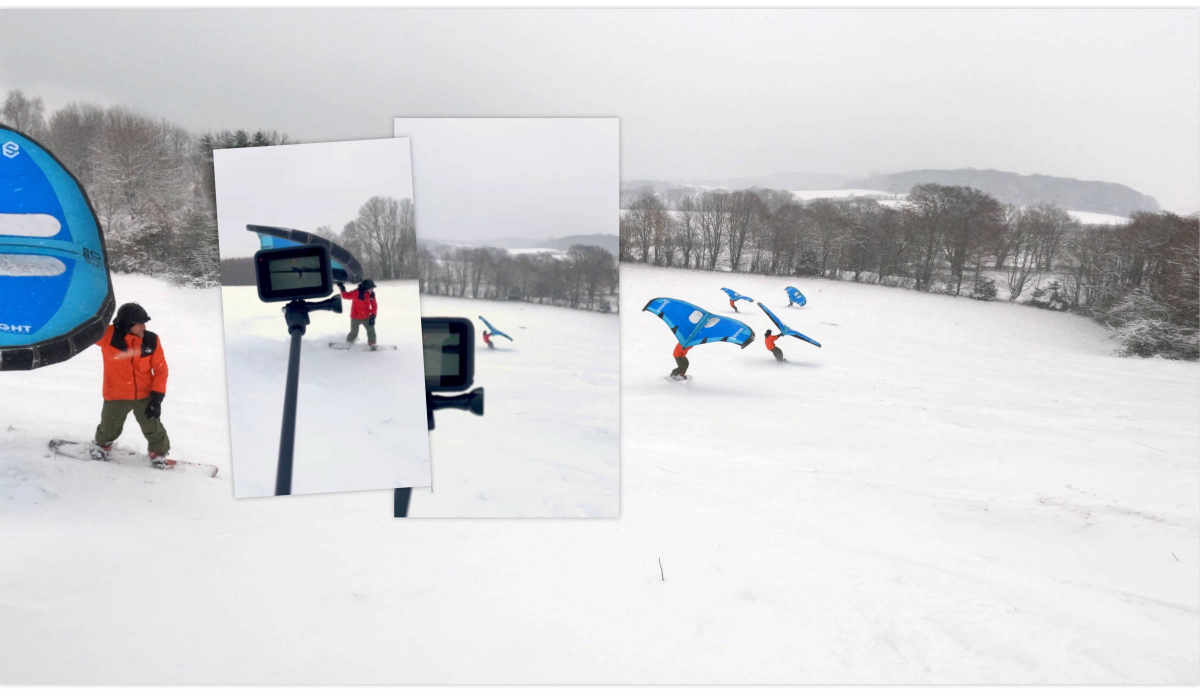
[622,265,1198,682]
[221,280,430,497]
[410,295,619,517]
[790,188,900,201]
[1,267,1196,683]
[1067,210,1131,226]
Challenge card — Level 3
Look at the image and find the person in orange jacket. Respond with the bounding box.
[89,302,171,466]
[764,329,786,363]
[336,279,379,349]
[482,330,494,350]
[670,341,690,378]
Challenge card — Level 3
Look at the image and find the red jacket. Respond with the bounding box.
[765,334,780,351]
[483,331,491,343]
[95,325,168,401]
[340,289,378,320]
[673,342,689,358]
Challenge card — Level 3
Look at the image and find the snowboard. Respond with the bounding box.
[328,342,397,351]
[48,439,219,478]
[665,374,692,382]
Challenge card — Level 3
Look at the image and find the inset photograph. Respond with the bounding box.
[394,118,619,517]
[214,138,430,497]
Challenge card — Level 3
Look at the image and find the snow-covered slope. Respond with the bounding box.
[1,267,1196,683]
[411,295,619,517]
[1067,210,1131,226]
[622,265,1198,682]
[221,281,430,497]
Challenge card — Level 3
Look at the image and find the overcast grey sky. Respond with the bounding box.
[2,9,1197,212]
[394,118,617,242]
[214,138,413,259]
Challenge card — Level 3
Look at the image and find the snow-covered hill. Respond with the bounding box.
[1,267,1196,683]
[411,295,619,517]
[221,281,430,497]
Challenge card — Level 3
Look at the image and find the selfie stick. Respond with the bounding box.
[275,296,341,496]
[393,388,485,516]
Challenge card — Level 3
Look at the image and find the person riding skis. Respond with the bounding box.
[765,329,786,363]
[337,279,379,349]
[670,341,690,379]
[482,330,494,349]
[89,302,171,467]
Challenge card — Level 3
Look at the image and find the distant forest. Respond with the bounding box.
[620,185,1198,360]
[2,89,296,288]
[418,243,618,313]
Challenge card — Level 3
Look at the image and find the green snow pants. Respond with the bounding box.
[671,356,689,377]
[347,318,376,345]
[94,398,170,455]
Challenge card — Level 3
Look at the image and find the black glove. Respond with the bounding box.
[145,392,164,420]
[369,315,376,326]
[336,281,346,293]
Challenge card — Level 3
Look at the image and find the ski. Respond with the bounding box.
[328,342,398,351]
[665,375,692,382]
[48,439,219,478]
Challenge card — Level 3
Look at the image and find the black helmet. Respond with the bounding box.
[765,329,773,335]
[359,279,376,291]
[114,302,150,329]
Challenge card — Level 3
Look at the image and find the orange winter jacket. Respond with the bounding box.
[96,325,168,401]
[340,289,378,320]
[765,334,780,351]
[673,342,689,358]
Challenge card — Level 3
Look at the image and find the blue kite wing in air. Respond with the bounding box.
[247,225,363,284]
[643,297,755,349]
[758,302,821,348]
[785,286,806,306]
[478,316,513,341]
[0,126,115,370]
[720,287,754,302]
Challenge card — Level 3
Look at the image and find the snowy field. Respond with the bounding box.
[1,267,1196,683]
[622,265,1199,683]
[221,281,430,497]
[410,295,619,517]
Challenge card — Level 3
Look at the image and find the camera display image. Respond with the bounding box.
[267,255,322,291]
[214,138,431,497]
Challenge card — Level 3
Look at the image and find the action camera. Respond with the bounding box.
[421,317,476,392]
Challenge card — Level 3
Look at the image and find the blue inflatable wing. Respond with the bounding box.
[247,224,363,283]
[0,126,115,371]
[721,287,754,302]
[643,297,754,349]
[785,286,806,306]
[478,316,512,341]
[758,302,820,348]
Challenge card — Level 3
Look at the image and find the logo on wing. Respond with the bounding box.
[2,142,19,158]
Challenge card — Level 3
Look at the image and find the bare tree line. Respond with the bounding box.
[418,244,618,313]
[621,185,1199,359]
[4,89,293,287]
[313,196,418,281]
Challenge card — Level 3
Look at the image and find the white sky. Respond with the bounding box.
[213,138,413,259]
[394,118,618,242]
[2,9,1198,212]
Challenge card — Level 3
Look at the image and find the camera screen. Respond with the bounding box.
[422,318,474,391]
[254,245,332,302]
[268,255,323,292]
